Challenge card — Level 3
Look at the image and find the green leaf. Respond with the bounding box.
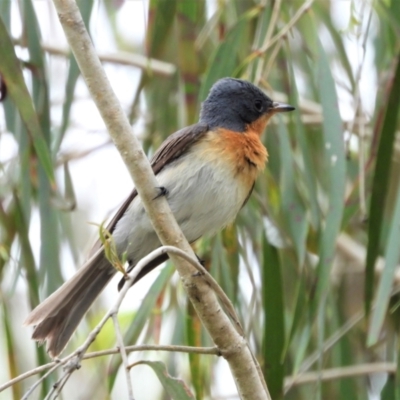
[53,0,94,153]
[277,118,307,264]
[282,271,308,361]
[63,162,77,209]
[176,0,206,123]
[21,0,63,293]
[185,301,204,400]
[396,346,400,400]
[148,0,178,57]
[262,235,285,399]
[0,15,54,183]
[13,192,40,307]
[13,193,51,392]
[134,360,195,399]
[2,295,22,399]
[0,0,11,29]
[22,0,51,142]
[314,37,346,307]
[314,1,355,91]
[365,53,400,316]
[287,47,321,230]
[368,183,400,345]
[199,9,257,101]
[382,375,396,400]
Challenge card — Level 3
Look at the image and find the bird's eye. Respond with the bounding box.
[254,100,263,112]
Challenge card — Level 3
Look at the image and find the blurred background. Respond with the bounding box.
[1,0,400,399]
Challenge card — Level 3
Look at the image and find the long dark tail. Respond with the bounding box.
[24,248,170,358]
[24,249,115,358]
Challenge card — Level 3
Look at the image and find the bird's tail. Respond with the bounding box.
[24,249,116,358]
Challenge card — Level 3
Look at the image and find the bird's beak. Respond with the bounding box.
[270,101,295,113]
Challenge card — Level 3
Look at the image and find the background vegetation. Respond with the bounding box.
[1,0,400,399]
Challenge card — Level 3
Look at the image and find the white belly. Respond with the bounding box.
[112,150,253,265]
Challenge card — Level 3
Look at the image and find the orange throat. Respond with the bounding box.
[215,124,269,174]
[192,124,269,195]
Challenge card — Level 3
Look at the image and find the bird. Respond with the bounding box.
[24,77,295,357]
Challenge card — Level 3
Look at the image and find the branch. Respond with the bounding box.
[111,313,134,399]
[14,39,176,77]
[257,0,315,54]
[0,345,219,393]
[285,362,395,389]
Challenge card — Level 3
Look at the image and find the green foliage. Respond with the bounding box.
[1,0,400,399]
[133,360,195,399]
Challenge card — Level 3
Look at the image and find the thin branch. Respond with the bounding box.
[44,371,72,400]
[285,362,395,388]
[283,310,364,395]
[257,0,315,54]
[161,246,243,334]
[56,140,111,166]
[14,40,176,77]
[20,363,61,400]
[84,344,220,360]
[0,345,219,394]
[263,39,284,81]
[254,0,282,82]
[111,314,134,400]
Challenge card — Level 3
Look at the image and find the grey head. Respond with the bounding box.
[200,77,294,132]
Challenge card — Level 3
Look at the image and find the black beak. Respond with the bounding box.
[270,101,295,113]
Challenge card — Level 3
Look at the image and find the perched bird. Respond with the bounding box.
[24,78,294,357]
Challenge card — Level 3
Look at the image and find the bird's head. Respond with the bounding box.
[200,78,294,134]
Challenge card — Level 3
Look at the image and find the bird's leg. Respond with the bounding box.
[196,254,205,266]
[153,186,169,200]
[192,254,206,277]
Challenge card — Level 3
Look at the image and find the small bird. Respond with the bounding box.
[24,78,294,357]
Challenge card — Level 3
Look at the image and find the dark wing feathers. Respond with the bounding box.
[90,123,209,255]
[150,123,209,175]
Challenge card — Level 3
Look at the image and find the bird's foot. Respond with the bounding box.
[153,186,169,200]
[195,254,205,266]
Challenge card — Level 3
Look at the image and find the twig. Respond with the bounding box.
[111,314,134,400]
[0,345,219,394]
[14,40,176,77]
[160,246,243,334]
[84,344,220,359]
[263,39,284,81]
[254,0,282,82]
[56,140,111,166]
[285,284,400,394]
[44,371,72,400]
[284,362,395,388]
[257,0,315,54]
[20,363,61,400]
[65,248,186,365]
[283,310,364,394]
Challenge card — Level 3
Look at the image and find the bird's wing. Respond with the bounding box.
[89,123,210,255]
